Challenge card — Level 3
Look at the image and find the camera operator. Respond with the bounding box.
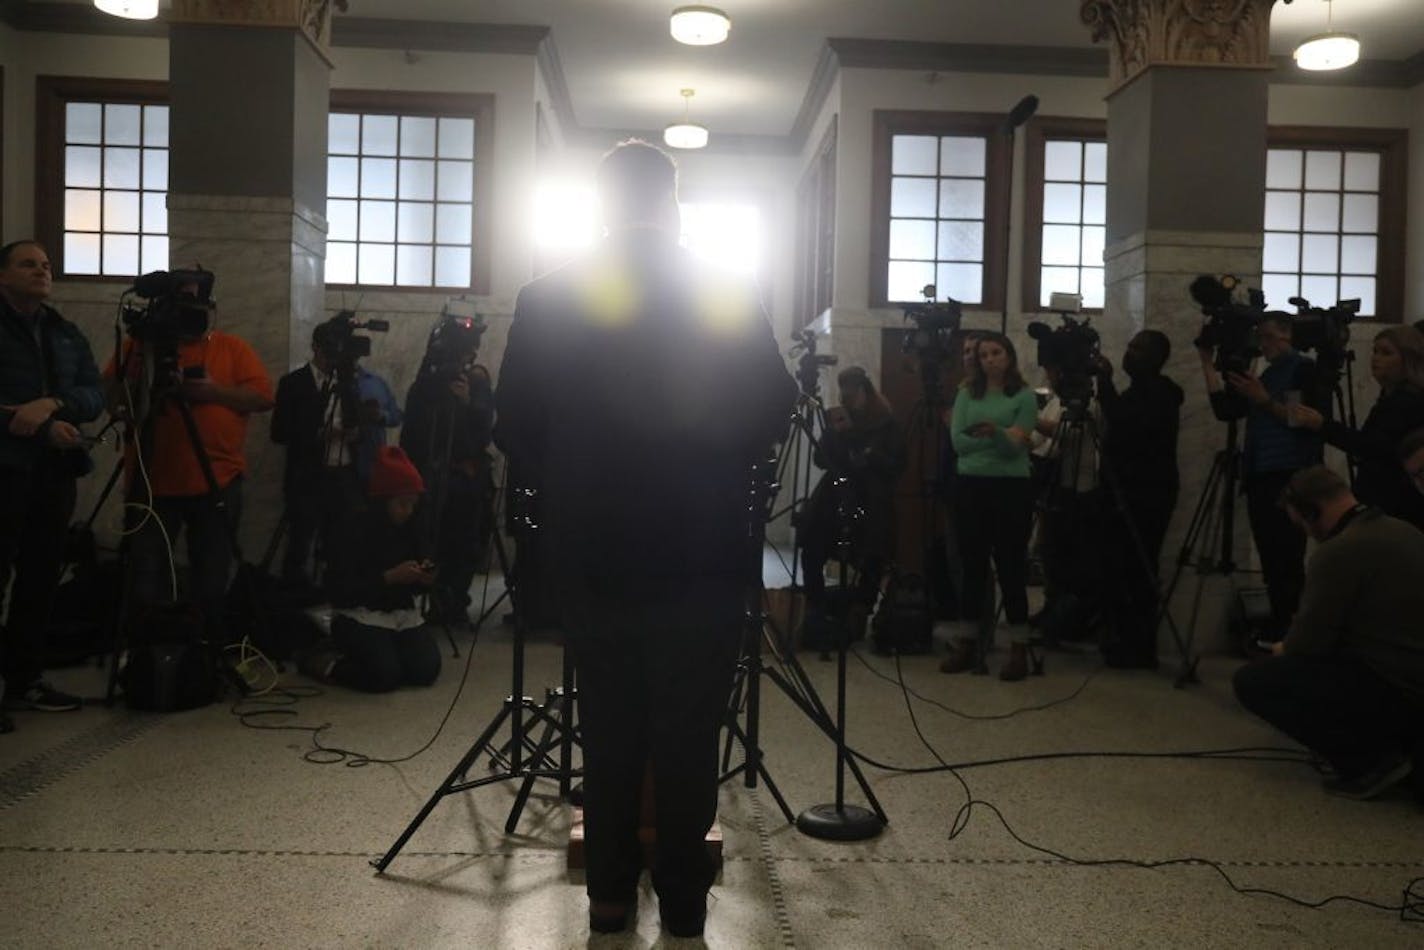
[797,366,905,643]
[0,240,103,719]
[271,319,403,586]
[1233,466,1424,799]
[1094,330,1183,668]
[941,332,1038,681]
[400,320,492,626]
[1198,313,1325,642]
[298,447,441,693]
[107,276,274,645]
[1286,326,1424,532]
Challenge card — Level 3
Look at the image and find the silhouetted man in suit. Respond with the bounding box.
[495,140,795,938]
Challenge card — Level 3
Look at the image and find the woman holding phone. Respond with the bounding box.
[941,333,1038,680]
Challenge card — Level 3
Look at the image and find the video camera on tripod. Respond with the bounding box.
[1286,293,1358,380]
[1027,293,1101,412]
[420,298,487,383]
[789,328,837,395]
[1190,274,1266,376]
[120,268,216,391]
[901,284,962,361]
[314,309,389,370]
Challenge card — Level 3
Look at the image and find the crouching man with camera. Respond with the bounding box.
[1233,466,1424,800]
[299,446,441,693]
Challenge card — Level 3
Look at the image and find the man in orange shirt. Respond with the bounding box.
[107,282,274,645]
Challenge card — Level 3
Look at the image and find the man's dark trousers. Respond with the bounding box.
[1244,470,1306,637]
[561,574,742,917]
[0,453,78,694]
[1234,653,1424,778]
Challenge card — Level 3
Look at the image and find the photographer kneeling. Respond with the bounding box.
[1287,325,1424,531]
[1198,313,1326,642]
[1233,466,1424,799]
[797,366,904,645]
[300,446,441,693]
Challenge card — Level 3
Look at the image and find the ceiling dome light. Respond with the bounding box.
[1293,33,1360,71]
[663,122,709,150]
[670,6,731,46]
[663,88,709,150]
[1293,0,1359,72]
[94,0,159,19]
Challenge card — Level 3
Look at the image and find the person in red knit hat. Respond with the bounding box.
[299,446,442,691]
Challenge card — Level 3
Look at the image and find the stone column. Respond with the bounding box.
[166,0,336,554]
[1081,0,1280,656]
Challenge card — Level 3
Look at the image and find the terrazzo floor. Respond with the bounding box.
[2,571,1421,949]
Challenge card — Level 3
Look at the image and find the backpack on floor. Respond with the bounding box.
[120,603,217,712]
[871,573,933,656]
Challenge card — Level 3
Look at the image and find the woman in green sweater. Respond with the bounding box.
[941,332,1038,680]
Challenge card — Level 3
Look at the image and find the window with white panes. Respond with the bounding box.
[325,110,478,288]
[60,101,170,277]
[1037,139,1106,309]
[883,133,989,305]
[1263,147,1381,316]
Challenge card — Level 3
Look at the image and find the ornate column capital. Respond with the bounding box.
[1080,0,1283,90]
[170,0,347,59]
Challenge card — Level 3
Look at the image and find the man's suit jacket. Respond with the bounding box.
[494,228,797,582]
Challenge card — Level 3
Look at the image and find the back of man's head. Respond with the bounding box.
[1135,329,1171,373]
[597,139,678,229]
[1283,464,1352,520]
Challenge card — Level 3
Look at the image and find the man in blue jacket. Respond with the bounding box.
[0,241,104,721]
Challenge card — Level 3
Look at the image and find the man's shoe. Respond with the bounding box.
[2,681,82,712]
[660,900,706,939]
[1323,755,1413,801]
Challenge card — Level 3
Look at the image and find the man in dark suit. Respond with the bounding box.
[271,320,401,585]
[495,140,795,938]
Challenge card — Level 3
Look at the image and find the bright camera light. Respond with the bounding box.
[680,202,762,277]
[94,0,159,19]
[533,180,600,253]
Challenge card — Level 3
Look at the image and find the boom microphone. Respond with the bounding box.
[1005,94,1039,132]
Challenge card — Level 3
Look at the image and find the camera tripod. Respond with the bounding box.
[372,483,581,873]
[1152,418,1251,686]
[103,360,261,703]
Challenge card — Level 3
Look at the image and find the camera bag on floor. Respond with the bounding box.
[120,602,217,712]
[871,572,933,656]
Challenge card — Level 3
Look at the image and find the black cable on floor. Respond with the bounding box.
[849,642,1104,720]
[879,648,1423,922]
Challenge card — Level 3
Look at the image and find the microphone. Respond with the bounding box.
[1005,94,1039,132]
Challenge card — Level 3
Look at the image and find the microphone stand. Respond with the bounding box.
[999,94,1039,335]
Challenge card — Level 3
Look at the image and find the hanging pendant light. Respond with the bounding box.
[94,0,160,19]
[669,6,731,46]
[663,89,709,150]
[1293,0,1360,71]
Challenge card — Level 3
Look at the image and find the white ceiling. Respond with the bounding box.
[45,1,1424,137]
[335,0,1424,138]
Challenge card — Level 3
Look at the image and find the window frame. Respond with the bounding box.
[794,115,837,331]
[1263,125,1407,324]
[35,76,171,281]
[326,89,495,295]
[869,109,1011,311]
[1022,116,1107,315]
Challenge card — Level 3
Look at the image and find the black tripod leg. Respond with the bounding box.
[371,700,514,872]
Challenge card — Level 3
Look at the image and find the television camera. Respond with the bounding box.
[1190,274,1265,376]
[1027,293,1101,412]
